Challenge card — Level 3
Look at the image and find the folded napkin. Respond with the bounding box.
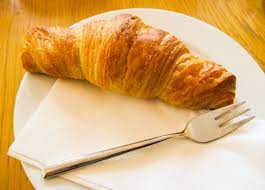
[9,79,265,190]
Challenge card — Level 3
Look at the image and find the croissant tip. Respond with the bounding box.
[21,51,39,73]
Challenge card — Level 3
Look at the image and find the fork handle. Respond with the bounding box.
[43,132,183,178]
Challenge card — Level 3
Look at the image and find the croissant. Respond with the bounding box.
[21,14,236,109]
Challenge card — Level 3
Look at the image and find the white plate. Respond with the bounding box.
[14,8,265,189]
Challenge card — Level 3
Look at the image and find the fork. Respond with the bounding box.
[43,101,255,178]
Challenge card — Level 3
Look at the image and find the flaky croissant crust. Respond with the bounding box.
[21,14,236,109]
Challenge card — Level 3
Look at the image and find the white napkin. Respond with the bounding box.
[9,79,265,190]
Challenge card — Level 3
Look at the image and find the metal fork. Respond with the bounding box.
[43,101,255,178]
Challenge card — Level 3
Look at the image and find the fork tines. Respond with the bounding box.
[214,101,255,129]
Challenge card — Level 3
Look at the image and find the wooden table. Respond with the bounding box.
[0,0,264,189]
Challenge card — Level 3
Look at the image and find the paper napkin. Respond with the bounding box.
[9,79,265,190]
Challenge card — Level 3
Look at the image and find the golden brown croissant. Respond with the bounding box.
[21,14,236,109]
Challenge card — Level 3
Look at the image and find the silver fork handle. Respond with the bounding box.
[43,132,183,178]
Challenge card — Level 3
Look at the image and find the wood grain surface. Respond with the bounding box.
[0,0,264,189]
